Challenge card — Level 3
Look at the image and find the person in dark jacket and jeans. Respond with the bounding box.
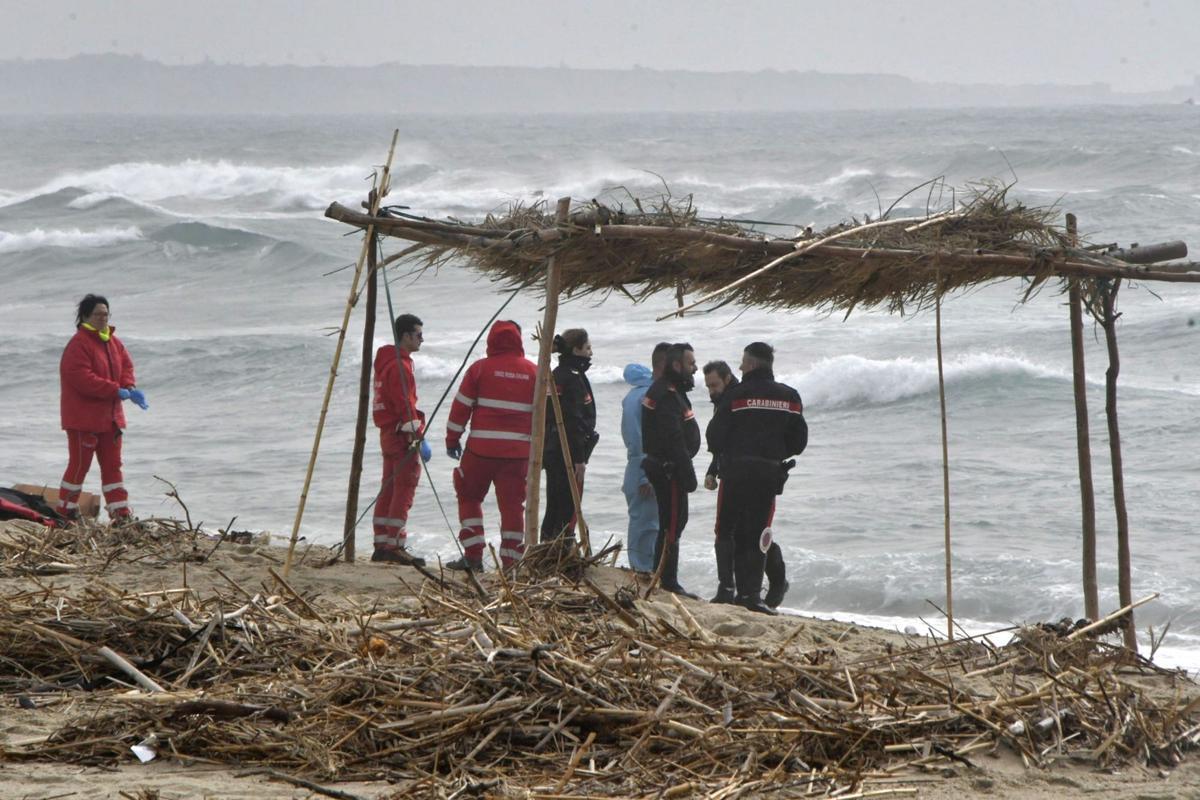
[703,360,789,607]
[641,342,700,598]
[706,342,807,614]
[541,328,598,542]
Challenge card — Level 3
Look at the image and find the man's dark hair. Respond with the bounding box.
[75,294,109,328]
[394,313,423,339]
[665,342,694,370]
[703,360,733,381]
[554,328,588,355]
[743,341,775,366]
[650,341,671,371]
[505,319,522,333]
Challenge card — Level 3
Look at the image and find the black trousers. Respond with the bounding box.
[648,474,688,590]
[540,450,577,542]
[715,481,786,597]
[720,467,779,601]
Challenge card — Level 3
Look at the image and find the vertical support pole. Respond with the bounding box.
[1100,280,1137,651]
[934,269,953,642]
[524,196,572,548]
[1066,213,1099,620]
[343,233,379,562]
[284,130,399,577]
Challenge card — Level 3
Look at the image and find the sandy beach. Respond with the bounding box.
[2,517,1198,799]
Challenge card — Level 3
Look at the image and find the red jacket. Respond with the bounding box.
[60,326,136,432]
[373,344,424,454]
[446,321,537,459]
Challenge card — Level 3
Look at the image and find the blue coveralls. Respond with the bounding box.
[620,363,658,571]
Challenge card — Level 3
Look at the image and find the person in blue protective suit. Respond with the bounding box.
[620,342,670,572]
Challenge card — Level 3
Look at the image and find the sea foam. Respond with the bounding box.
[0,226,143,254]
[786,352,1065,409]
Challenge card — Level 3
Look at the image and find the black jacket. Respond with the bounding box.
[706,366,807,466]
[545,353,598,463]
[706,375,739,479]
[641,375,702,491]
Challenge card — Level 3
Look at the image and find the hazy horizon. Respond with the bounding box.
[2,0,1198,93]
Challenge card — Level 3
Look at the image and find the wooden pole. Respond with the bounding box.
[284,130,399,577]
[1100,279,1138,651]
[934,269,953,642]
[342,233,380,562]
[546,368,590,554]
[1066,213,1099,620]
[524,197,571,548]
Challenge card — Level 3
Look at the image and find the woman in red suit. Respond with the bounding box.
[57,294,148,522]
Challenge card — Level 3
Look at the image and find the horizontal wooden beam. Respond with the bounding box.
[324,202,1200,285]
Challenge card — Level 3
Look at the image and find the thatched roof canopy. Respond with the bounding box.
[325,184,1199,317]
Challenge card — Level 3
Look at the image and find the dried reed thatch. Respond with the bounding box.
[2,520,1198,798]
[325,181,1199,318]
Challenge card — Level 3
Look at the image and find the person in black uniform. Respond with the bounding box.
[541,328,599,542]
[706,342,807,614]
[641,342,700,598]
[702,360,738,603]
[703,360,790,607]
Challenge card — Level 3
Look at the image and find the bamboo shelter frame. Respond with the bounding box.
[316,155,1199,640]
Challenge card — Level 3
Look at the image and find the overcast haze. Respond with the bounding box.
[2,0,1198,92]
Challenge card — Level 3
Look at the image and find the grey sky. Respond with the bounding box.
[2,0,1197,92]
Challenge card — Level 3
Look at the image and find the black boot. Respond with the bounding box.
[710,586,737,604]
[764,543,788,608]
[738,595,778,615]
[659,540,697,599]
[733,536,770,613]
[711,534,736,603]
[445,555,483,572]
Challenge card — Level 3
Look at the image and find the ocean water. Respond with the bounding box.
[1,109,1198,669]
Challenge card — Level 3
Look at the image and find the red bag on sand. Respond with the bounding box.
[0,488,65,527]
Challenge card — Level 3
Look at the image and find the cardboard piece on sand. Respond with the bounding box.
[12,484,100,518]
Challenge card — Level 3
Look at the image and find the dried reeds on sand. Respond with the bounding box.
[2,519,1198,798]
[325,181,1198,319]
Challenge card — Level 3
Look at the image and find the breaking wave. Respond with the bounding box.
[0,226,143,254]
[787,353,1066,409]
[0,160,376,212]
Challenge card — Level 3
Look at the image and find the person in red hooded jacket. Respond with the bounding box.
[57,294,148,522]
[371,313,430,564]
[444,320,537,571]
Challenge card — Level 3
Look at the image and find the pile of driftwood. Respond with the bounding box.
[0,515,207,577]
[1,522,1198,798]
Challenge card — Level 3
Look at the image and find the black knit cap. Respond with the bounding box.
[744,341,774,364]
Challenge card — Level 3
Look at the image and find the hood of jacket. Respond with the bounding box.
[373,343,411,371]
[486,320,524,357]
[623,363,653,387]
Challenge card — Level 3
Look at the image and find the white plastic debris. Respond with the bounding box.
[130,734,158,763]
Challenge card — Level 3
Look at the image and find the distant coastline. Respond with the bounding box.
[3,53,1199,114]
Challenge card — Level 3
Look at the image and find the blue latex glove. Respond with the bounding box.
[419,439,432,463]
[128,388,149,410]
[447,443,462,460]
[118,388,131,400]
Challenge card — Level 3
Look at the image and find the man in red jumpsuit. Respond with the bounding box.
[444,320,537,571]
[58,294,148,522]
[372,313,429,564]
